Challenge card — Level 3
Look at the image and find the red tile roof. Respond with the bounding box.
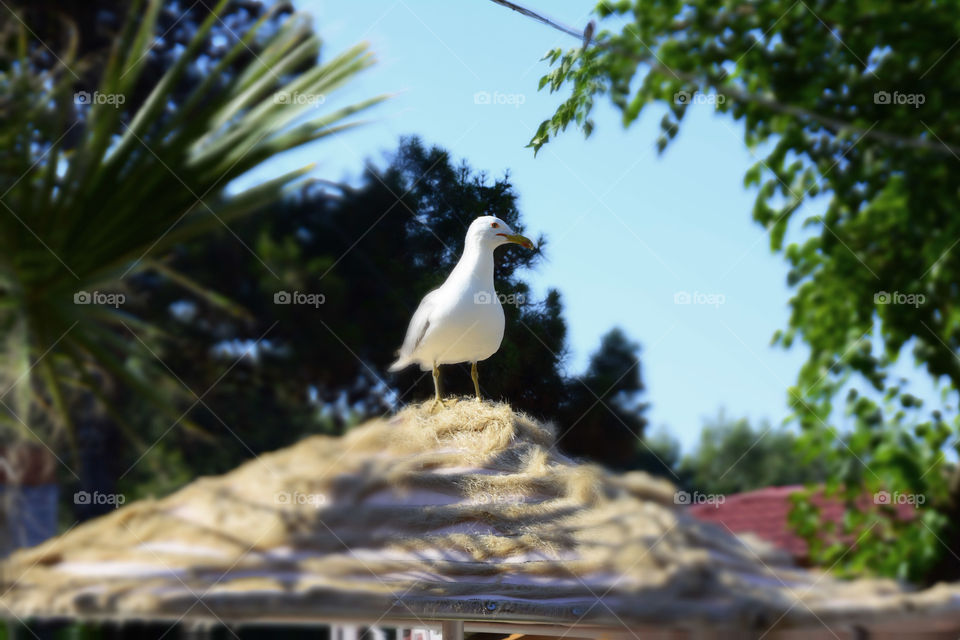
[688,485,917,562]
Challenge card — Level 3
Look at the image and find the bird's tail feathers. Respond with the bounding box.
[388,356,411,372]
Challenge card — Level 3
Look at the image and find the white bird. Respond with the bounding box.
[389,216,534,409]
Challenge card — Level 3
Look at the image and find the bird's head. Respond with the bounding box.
[469,215,535,250]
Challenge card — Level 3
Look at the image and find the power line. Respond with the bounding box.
[485,0,584,40]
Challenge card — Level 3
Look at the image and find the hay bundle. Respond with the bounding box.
[2,400,959,635]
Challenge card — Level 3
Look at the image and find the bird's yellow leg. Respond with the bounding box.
[430,363,444,411]
[471,361,481,401]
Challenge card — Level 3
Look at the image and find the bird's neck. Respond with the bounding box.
[450,241,495,288]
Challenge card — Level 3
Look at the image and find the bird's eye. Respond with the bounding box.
[491,222,499,228]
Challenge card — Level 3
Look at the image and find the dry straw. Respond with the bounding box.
[2,400,959,635]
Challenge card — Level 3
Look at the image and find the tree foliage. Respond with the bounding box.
[556,327,650,470]
[678,414,831,496]
[530,0,960,581]
[0,0,296,123]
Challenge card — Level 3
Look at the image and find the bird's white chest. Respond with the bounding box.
[421,280,505,365]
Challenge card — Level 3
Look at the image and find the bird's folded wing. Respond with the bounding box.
[392,288,441,367]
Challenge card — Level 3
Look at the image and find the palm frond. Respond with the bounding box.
[0,0,386,452]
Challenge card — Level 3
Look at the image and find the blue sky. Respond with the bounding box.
[245,0,863,451]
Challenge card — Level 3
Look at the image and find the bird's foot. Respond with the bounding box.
[429,397,447,412]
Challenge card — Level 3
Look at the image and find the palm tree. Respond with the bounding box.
[0,0,385,518]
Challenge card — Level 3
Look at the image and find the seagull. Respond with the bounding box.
[389,216,535,409]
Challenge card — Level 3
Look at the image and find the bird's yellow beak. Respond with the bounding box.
[498,233,535,249]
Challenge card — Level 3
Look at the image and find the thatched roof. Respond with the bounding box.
[3,401,960,636]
